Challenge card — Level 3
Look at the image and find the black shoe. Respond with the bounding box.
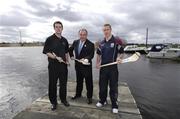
[51,104,57,111]
[87,98,92,104]
[62,101,70,107]
[71,95,81,100]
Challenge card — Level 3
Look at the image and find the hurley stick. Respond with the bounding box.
[100,52,140,68]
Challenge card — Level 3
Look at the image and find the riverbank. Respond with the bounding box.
[0,42,43,47]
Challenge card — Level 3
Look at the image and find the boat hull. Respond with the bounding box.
[147,50,180,59]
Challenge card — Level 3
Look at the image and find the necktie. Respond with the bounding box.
[78,41,83,55]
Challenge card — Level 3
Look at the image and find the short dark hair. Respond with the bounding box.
[53,21,63,28]
[104,23,111,29]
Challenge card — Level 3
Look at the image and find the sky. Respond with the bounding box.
[0,0,180,44]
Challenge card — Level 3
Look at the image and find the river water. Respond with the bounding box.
[0,47,180,119]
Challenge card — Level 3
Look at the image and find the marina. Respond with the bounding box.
[0,47,180,119]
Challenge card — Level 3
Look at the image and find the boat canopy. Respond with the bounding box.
[150,44,167,52]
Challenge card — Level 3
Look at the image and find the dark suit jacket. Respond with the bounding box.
[69,39,94,67]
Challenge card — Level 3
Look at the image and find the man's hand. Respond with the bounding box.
[56,56,63,62]
[52,52,64,63]
[46,53,56,59]
[116,57,123,64]
[83,59,89,63]
[96,54,101,69]
[80,58,85,62]
[70,56,75,60]
[66,61,70,66]
[52,52,57,58]
[96,63,101,69]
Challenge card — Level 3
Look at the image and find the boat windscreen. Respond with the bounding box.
[150,44,166,52]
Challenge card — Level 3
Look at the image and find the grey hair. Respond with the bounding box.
[79,28,88,35]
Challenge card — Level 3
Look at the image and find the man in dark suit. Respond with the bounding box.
[69,28,94,104]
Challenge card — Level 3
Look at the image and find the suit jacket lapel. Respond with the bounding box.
[75,40,80,56]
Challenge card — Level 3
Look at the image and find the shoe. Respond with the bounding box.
[62,101,70,107]
[112,108,118,114]
[87,98,92,104]
[96,101,107,107]
[51,104,57,111]
[71,95,81,100]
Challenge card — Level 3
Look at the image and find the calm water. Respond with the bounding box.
[0,47,180,119]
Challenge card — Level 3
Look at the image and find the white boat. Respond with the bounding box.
[124,45,148,54]
[147,44,180,59]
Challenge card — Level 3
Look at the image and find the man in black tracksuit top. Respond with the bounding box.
[69,29,94,104]
[43,21,70,111]
[96,24,124,114]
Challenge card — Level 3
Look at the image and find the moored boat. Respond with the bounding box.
[124,45,148,54]
[147,44,180,59]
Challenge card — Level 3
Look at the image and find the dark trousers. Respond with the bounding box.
[75,64,93,98]
[48,62,68,105]
[99,66,119,108]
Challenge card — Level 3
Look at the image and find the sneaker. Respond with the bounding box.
[112,108,118,114]
[96,101,107,107]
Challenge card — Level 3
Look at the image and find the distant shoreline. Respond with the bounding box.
[0,42,44,47]
[0,42,179,48]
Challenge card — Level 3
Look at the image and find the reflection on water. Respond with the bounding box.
[0,47,48,119]
[118,55,180,119]
[0,47,180,119]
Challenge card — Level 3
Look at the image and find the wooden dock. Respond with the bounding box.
[13,81,142,119]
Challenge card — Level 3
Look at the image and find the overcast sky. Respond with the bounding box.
[0,0,180,44]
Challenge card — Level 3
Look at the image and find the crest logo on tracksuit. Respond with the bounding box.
[110,43,114,48]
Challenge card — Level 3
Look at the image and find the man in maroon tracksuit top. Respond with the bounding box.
[96,23,125,114]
